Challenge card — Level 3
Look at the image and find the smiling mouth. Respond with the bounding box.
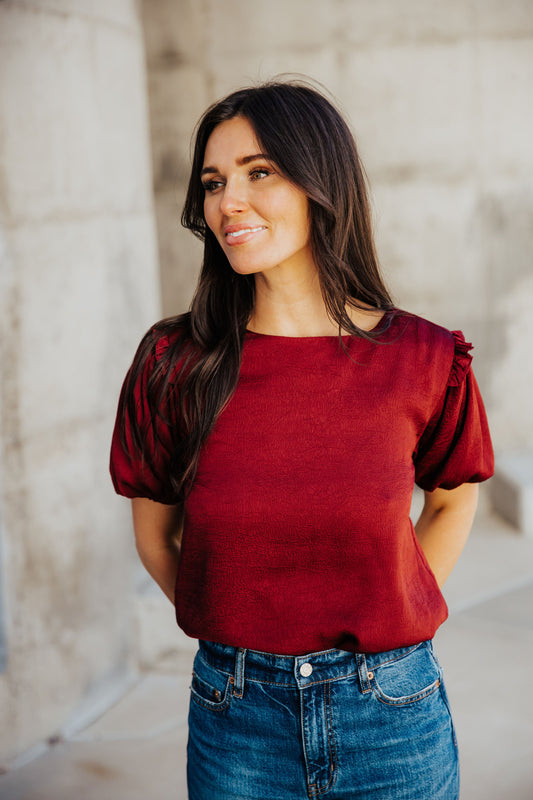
[226,226,266,239]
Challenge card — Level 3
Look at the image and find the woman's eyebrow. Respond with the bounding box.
[200,153,270,177]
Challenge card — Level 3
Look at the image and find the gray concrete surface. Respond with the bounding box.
[1,509,532,799]
[0,0,161,760]
[490,451,533,536]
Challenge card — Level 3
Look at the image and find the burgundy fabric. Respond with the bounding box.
[110,310,494,655]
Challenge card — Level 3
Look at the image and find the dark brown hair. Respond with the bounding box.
[121,79,394,502]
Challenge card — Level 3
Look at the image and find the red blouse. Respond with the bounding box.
[110,310,494,655]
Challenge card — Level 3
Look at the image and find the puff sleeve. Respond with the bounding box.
[109,332,179,504]
[414,331,494,492]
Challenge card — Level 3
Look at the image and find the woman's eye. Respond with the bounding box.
[249,168,271,181]
[202,179,224,192]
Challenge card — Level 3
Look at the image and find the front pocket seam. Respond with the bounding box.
[370,676,441,707]
[190,672,232,712]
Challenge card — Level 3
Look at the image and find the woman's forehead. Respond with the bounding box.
[203,117,262,167]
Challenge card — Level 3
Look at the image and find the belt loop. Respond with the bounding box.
[233,648,246,699]
[356,652,372,694]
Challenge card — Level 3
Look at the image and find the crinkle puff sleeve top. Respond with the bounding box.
[110,310,494,655]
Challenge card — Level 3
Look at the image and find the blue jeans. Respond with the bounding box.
[187,639,459,799]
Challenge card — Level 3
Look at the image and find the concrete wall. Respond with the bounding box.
[0,1,161,762]
[142,0,533,454]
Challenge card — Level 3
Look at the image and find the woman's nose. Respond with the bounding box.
[219,178,248,215]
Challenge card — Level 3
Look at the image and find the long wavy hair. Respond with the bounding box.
[121,79,394,502]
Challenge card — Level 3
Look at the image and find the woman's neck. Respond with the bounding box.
[247,270,384,337]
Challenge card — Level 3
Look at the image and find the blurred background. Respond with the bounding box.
[0,0,532,791]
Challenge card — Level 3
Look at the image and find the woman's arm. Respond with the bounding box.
[131,497,184,604]
[414,483,479,588]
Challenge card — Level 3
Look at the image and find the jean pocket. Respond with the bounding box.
[190,652,233,712]
[366,641,441,706]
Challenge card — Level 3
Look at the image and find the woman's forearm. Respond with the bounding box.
[414,483,479,588]
[131,497,184,605]
[136,541,181,604]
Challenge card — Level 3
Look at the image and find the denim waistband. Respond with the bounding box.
[197,639,432,691]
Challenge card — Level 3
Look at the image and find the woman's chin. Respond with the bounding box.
[228,261,263,277]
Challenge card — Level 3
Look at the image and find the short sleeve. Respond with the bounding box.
[414,331,494,492]
[109,332,179,504]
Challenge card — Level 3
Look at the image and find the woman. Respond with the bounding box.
[110,80,494,799]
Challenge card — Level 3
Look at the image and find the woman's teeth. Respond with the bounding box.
[227,227,264,238]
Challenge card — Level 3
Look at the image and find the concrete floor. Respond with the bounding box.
[1,511,533,799]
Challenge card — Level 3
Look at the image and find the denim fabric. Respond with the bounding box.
[187,639,459,799]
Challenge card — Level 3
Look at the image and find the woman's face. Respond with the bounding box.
[201,116,315,279]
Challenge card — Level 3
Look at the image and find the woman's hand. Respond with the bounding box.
[131,497,184,604]
[414,483,479,588]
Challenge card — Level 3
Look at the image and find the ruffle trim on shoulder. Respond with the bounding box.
[448,330,473,387]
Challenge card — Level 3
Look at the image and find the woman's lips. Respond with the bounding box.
[224,226,266,246]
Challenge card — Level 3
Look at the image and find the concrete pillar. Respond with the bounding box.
[0,1,161,762]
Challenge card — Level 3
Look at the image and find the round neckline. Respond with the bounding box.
[245,308,396,340]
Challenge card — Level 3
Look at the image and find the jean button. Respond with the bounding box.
[299,662,313,677]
